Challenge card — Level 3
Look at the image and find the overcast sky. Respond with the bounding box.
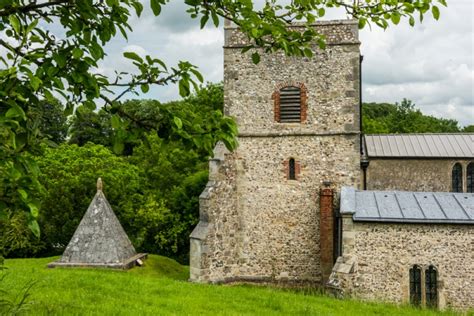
[100,1,474,127]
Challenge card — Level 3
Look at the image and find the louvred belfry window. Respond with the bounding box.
[409,265,422,306]
[425,265,438,308]
[452,163,463,192]
[279,86,302,123]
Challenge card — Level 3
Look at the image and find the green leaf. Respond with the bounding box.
[30,75,42,91]
[111,114,121,129]
[409,16,415,27]
[123,51,143,63]
[200,15,209,29]
[72,48,84,59]
[190,68,203,83]
[28,203,39,218]
[438,0,447,7]
[173,116,183,129]
[6,104,26,120]
[211,11,219,27]
[112,139,125,154]
[178,79,190,96]
[318,8,325,17]
[28,218,40,238]
[251,52,260,64]
[65,102,74,116]
[26,19,38,34]
[432,5,440,20]
[358,18,367,29]
[18,189,28,201]
[8,15,20,33]
[391,13,401,25]
[141,83,150,93]
[150,0,162,15]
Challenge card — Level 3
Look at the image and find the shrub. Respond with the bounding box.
[34,143,144,256]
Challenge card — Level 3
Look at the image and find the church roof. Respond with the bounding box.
[364,133,474,158]
[341,187,474,224]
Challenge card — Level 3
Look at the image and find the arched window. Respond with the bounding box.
[467,163,474,193]
[425,265,438,308]
[289,158,296,180]
[409,265,422,306]
[451,163,463,192]
[279,86,301,123]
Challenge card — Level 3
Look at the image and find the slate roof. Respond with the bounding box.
[364,134,474,158]
[340,186,474,224]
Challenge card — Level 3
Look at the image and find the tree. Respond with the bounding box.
[362,99,461,134]
[68,107,113,147]
[463,125,474,133]
[29,99,69,144]
[0,0,448,235]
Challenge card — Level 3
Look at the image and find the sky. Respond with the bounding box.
[100,1,474,127]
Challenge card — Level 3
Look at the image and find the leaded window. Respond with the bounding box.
[452,163,463,192]
[409,265,422,306]
[425,265,438,308]
[289,158,296,180]
[467,163,474,193]
[279,86,301,123]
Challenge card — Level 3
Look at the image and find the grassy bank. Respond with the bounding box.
[1,255,457,315]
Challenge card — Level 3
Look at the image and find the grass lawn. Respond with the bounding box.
[1,255,460,315]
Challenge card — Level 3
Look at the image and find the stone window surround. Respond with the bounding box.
[407,264,440,308]
[272,81,308,123]
[450,161,474,193]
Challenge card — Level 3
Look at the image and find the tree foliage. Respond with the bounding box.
[0,0,448,237]
[362,99,461,134]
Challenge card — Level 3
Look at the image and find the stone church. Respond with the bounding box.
[190,20,473,311]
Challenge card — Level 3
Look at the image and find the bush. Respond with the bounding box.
[34,143,144,256]
[4,141,208,264]
[130,135,208,263]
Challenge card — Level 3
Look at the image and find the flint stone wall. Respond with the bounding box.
[190,20,362,284]
[330,218,474,310]
[366,159,474,192]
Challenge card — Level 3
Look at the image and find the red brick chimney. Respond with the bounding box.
[319,187,334,284]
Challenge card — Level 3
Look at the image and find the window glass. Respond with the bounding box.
[452,163,463,192]
[467,163,474,193]
[425,266,438,308]
[409,265,422,306]
[289,158,296,180]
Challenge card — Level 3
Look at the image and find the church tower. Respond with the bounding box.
[190,20,362,285]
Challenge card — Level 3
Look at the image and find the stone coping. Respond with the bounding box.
[47,253,148,270]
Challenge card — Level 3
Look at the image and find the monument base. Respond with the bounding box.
[47,253,148,270]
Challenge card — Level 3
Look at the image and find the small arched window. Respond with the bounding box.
[289,158,296,180]
[467,163,474,193]
[452,163,463,192]
[409,265,422,306]
[425,265,438,308]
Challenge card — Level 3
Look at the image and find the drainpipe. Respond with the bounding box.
[359,55,364,154]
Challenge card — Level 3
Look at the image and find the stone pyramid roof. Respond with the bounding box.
[48,178,146,269]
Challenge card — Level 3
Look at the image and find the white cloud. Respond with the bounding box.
[360,0,473,126]
[1,1,471,125]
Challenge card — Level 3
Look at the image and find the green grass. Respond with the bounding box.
[1,255,459,315]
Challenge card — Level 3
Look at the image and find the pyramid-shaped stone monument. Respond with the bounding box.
[48,178,146,269]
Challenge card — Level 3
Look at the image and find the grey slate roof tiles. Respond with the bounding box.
[364,134,474,158]
[341,186,474,224]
